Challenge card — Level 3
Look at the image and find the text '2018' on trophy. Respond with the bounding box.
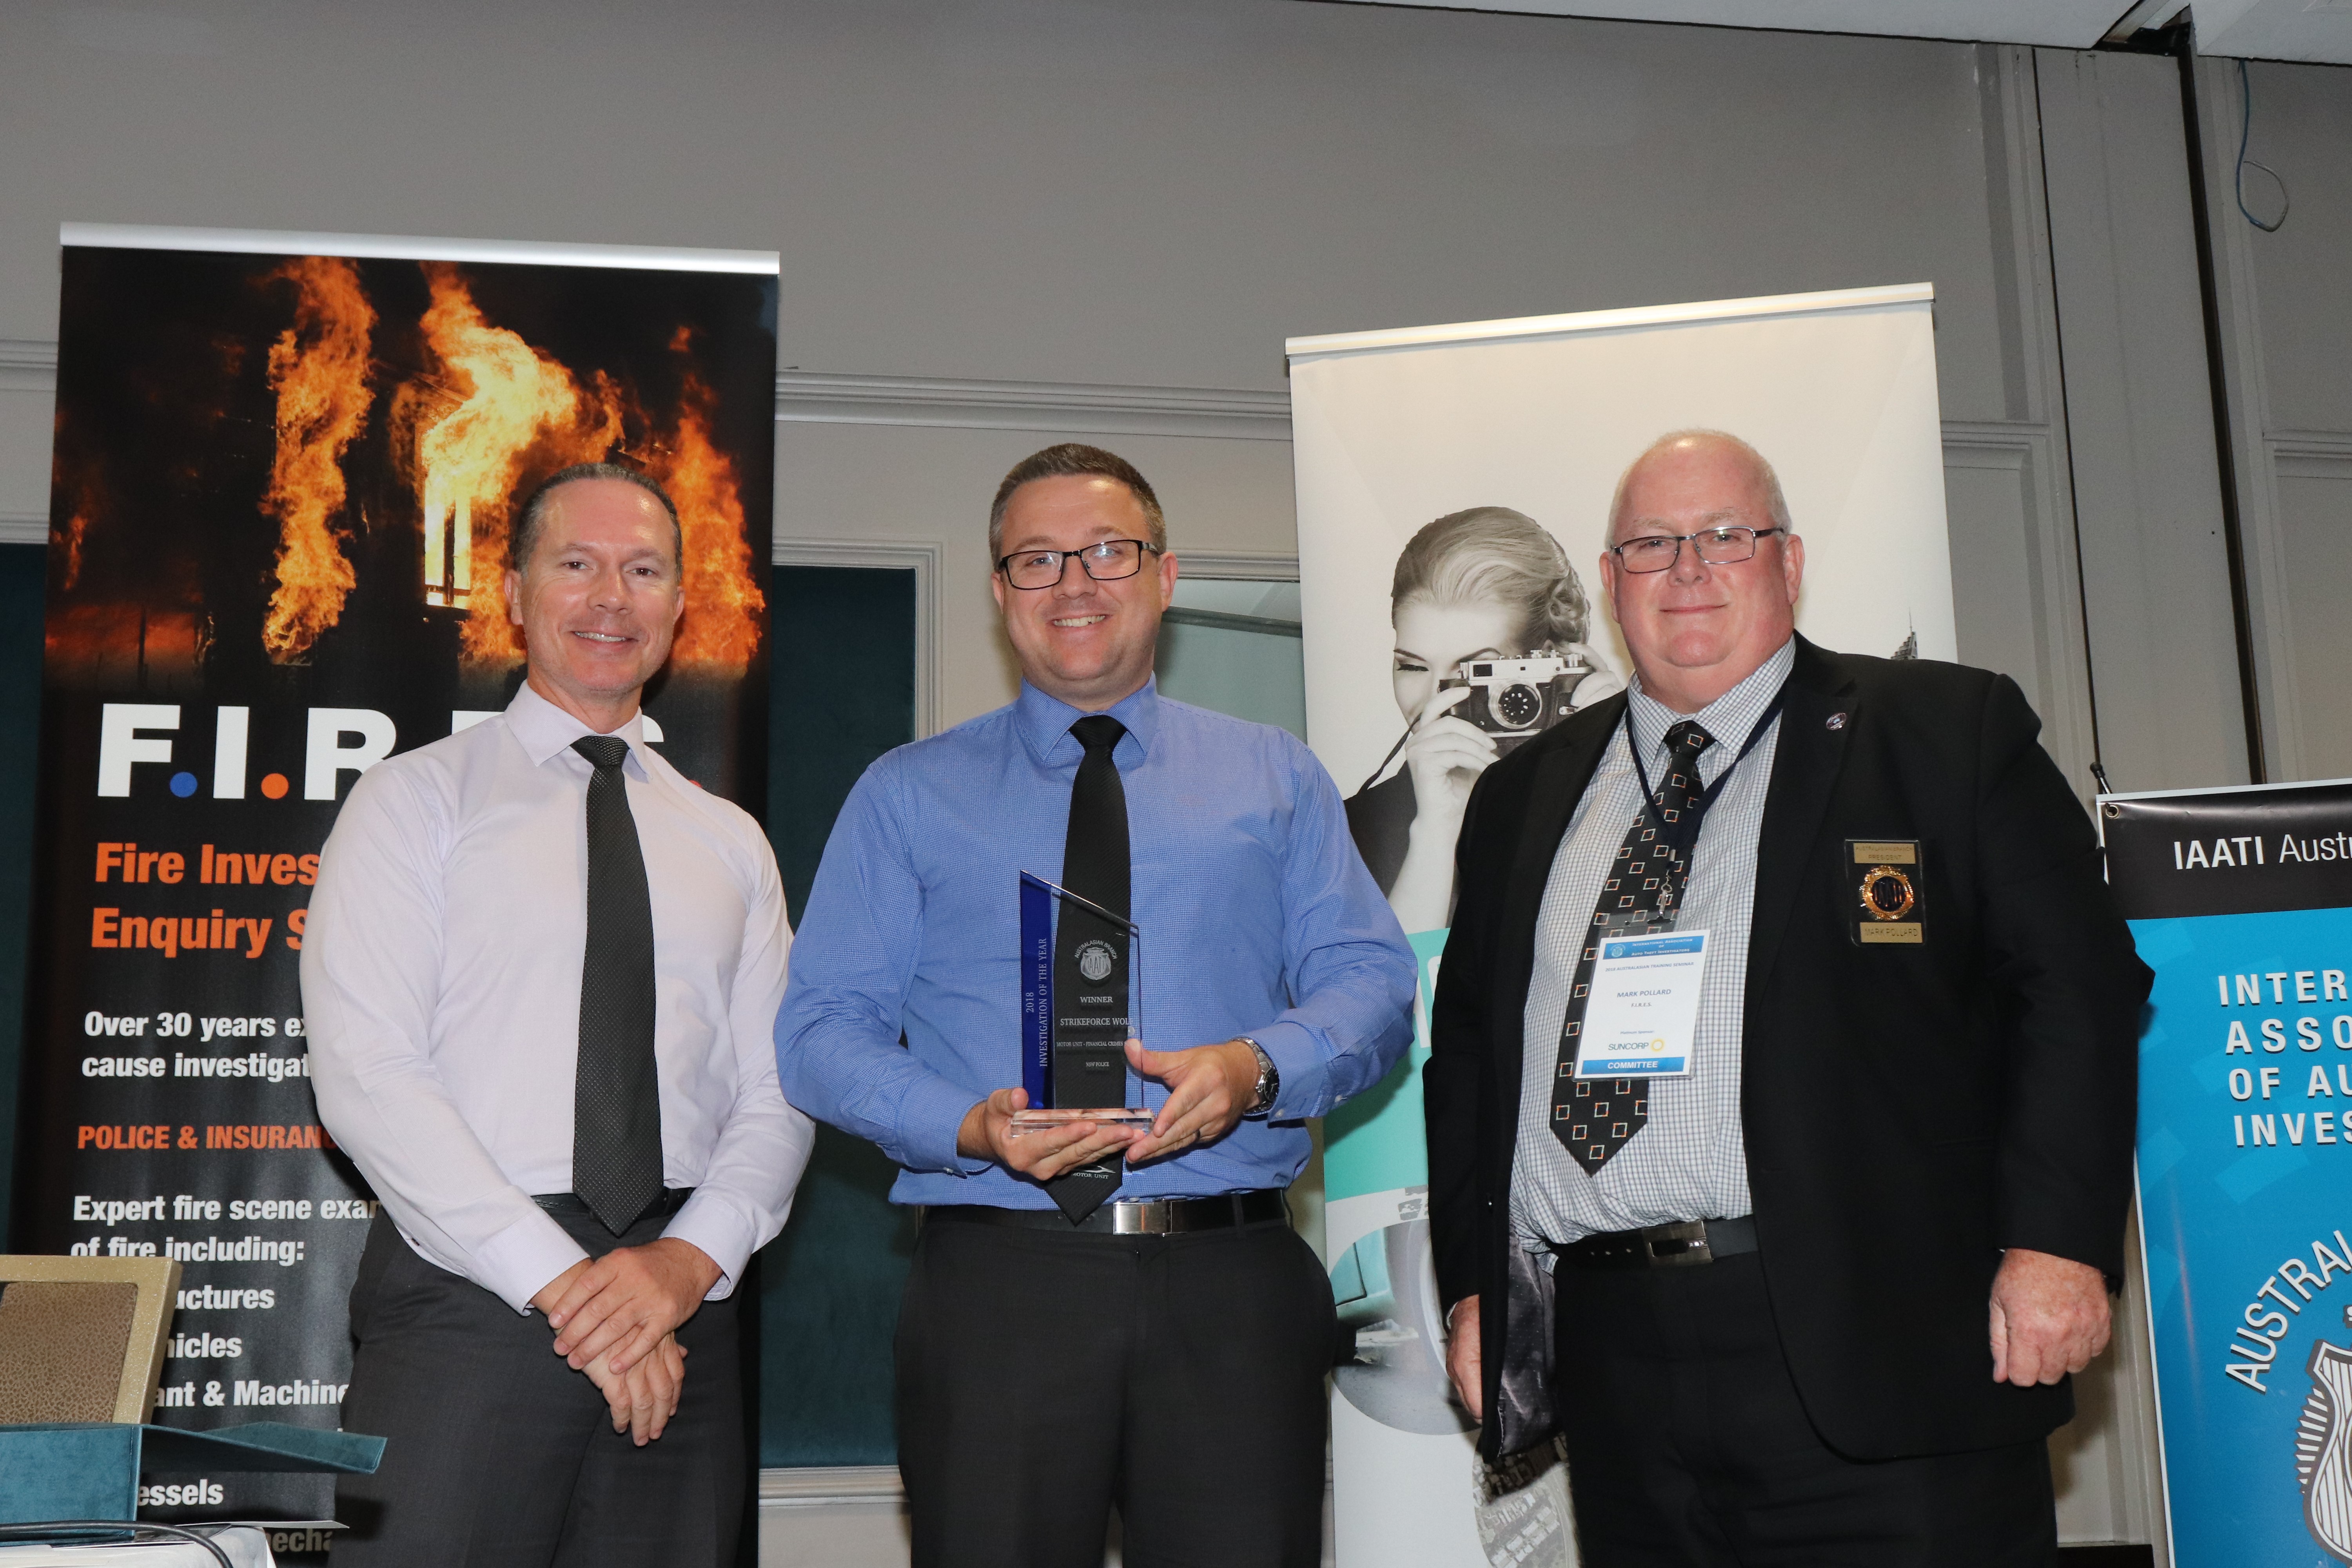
[1007,871,1154,1136]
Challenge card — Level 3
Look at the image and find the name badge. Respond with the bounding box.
[1848,839,1925,946]
[1572,930,1707,1080]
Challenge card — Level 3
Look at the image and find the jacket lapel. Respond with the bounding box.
[1747,636,1857,995]
[1491,695,1624,1132]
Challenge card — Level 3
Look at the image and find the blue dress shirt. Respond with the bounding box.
[775,678,1417,1209]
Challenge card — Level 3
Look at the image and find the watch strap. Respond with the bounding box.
[1239,1036,1278,1117]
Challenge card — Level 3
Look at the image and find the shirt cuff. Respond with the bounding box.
[473,1207,592,1315]
[899,1073,992,1176]
[1251,1020,1326,1121]
[664,1194,756,1301]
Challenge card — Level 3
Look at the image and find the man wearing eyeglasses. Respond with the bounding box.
[1427,429,2149,1563]
[776,443,1416,1568]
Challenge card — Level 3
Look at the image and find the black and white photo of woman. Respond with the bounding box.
[1344,506,1624,934]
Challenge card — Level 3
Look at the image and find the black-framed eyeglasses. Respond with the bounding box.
[996,538,1162,590]
[1609,526,1784,574]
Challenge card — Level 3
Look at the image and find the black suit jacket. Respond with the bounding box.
[1425,635,2151,1462]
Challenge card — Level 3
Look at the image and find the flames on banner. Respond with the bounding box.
[254,260,760,671]
[260,257,375,663]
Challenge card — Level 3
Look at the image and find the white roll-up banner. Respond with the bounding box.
[1292,285,1954,1567]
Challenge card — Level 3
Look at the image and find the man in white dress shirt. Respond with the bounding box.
[305,464,813,1566]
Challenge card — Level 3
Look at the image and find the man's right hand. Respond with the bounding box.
[1444,1294,1483,1423]
[583,1331,686,1446]
[957,1086,1138,1180]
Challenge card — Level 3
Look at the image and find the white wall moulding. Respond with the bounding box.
[0,338,51,394]
[755,1466,911,1568]
[58,223,780,274]
[757,1464,906,1506]
[1172,551,1300,581]
[0,513,42,547]
[773,371,1291,442]
[771,537,943,740]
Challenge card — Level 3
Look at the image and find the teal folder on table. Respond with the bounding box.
[0,1421,383,1525]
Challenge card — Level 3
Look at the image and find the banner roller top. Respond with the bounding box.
[60,222,780,275]
[1285,281,1934,363]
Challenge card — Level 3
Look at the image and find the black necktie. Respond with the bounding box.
[571,735,664,1234]
[1047,714,1129,1222]
[1548,720,1715,1174]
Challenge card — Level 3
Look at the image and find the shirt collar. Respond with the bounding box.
[504,681,652,778]
[1014,677,1161,769]
[1625,635,1796,781]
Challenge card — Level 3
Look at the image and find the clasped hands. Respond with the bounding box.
[529,1236,722,1446]
[957,1036,1261,1181]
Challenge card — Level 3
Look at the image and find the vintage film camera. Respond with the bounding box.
[1439,652,1590,754]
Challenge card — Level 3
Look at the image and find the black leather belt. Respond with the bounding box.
[1556,1215,1757,1270]
[927,1190,1289,1236]
[533,1188,693,1226]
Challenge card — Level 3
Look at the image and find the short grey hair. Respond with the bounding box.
[1608,429,1793,538]
[510,462,683,575]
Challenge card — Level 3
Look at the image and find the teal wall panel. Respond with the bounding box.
[758,563,918,1467]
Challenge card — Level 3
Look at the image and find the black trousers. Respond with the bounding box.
[896,1209,1336,1568]
[334,1209,743,1568]
[1551,1250,2056,1567]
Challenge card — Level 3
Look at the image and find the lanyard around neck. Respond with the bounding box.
[1622,683,1789,857]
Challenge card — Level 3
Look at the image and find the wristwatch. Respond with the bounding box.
[1239,1036,1279,1118]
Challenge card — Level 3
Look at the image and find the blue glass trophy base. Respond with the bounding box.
[1006,1106,1155,1138]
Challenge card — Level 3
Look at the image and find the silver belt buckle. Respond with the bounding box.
[1111,1201,1171,1235]
[1643,1219,1712,1267]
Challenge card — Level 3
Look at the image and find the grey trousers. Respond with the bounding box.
[334,1208,743,1568]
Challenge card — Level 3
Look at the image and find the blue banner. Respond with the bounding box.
[2108,780,2352,1567]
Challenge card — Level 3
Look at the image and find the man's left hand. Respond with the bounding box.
[545,1237,723,1376]
[1988,1247,2110,1387]
[1122,1037,1260,1164]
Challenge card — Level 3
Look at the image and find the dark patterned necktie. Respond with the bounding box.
[1047,714,1130,1223]
[571,735,664,1234]
[1548,720,1715,1174]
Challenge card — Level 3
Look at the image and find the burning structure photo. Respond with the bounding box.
[44,243,777,802]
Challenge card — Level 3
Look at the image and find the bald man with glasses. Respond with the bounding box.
[1428,430,2150,1565]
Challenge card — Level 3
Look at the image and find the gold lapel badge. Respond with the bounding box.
[1847,840,1923,945]
[1859,865,1915,921]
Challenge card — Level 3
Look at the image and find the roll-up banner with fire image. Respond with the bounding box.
[16,225,776,1537]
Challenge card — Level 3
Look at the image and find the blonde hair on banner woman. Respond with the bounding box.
[1389,506,1588,653]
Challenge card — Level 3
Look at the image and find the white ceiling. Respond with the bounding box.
[1337,1,2134,49]
[2194,0,2352,63]
[1333,1,2352,62]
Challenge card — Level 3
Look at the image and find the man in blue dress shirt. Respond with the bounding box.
[776,443,1416,1568]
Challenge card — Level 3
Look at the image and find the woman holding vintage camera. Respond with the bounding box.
[1345,506,1624,935]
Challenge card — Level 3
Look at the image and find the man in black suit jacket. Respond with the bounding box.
[1428,430,2150,1564]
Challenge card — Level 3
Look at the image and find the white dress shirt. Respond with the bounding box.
[1512,637,1792,1251]
[303,682,814,1313]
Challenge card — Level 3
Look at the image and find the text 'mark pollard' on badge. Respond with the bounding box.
[1572,930,1708,1079]
[1848,839,1924,946]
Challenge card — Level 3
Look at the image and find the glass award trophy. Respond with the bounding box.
[1007,871,1154,1136]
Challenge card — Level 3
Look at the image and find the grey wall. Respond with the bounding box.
[11,0,2346,1556]
[2196,54,2352,786]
